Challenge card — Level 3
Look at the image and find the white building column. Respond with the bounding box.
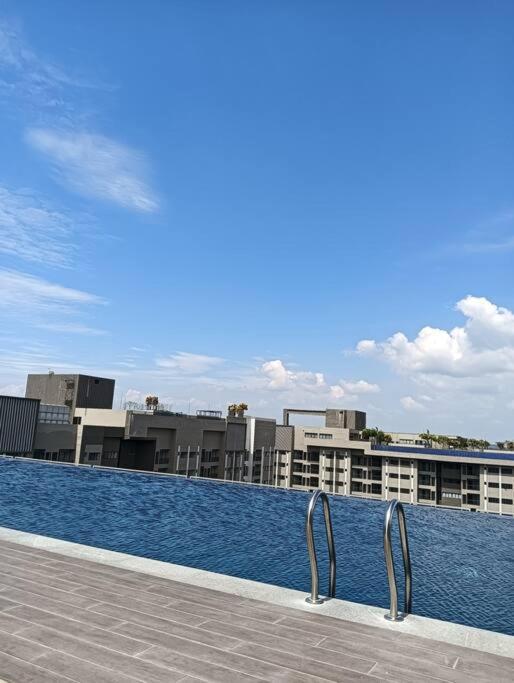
[499,467,503,515]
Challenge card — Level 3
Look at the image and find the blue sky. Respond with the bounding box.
[1,2,514,439]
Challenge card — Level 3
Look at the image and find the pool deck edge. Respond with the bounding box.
[0,525,512,660]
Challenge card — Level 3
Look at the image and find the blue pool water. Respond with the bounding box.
[0,459,512,635]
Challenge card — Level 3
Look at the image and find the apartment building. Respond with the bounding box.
[279,411,514,516]
[3,372,513,515]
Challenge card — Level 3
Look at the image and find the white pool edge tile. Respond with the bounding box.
[0,525,512,659]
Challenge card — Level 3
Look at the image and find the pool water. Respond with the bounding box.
[0,459,512,636]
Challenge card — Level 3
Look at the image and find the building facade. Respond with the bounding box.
[3,372,513,516]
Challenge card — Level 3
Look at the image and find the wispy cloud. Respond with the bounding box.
[0,269,104,313]
[460,210,514,254]
[462,236,514,253]
[0,383,24,396]
[37,322,107,336]
[0,19,103,120]
[156,352,225,374]
[26,127,158,213]
[0,185,76,266]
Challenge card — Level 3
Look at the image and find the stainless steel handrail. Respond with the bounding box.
[305,489,336,604]
[383,499,412,621]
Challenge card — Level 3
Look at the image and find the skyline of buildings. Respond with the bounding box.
[0,371,513,517]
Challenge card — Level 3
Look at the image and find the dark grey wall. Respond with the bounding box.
[34,423,77,451]
[0,395,39,455]
[275,425,293,451]
[253,419,276,451]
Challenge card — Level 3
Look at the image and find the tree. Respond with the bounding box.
[419,431,432,447]
[436,435,450,448]
[361,428,392,445]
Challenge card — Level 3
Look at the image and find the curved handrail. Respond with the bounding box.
[305,489,336,604]
[383,499,412,621]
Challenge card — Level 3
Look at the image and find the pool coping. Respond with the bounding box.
[0,526,512,660]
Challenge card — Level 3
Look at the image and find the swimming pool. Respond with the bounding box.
[0,459,512,636]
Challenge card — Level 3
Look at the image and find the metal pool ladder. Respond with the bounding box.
[383,499,412,621]
[305,489,336,604]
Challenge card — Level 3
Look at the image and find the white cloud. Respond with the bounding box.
[356,339,377,354]
[156,352,225,374]
[260,359,379,408]
[357,295,514,378]
[26,128,158,213]
[0,383,24,396]
[261,359,325,390]
[339,379,380,394]
[0,20,98,117]
[37,322,106,336]
[0,269,104,312]
[0,186,75,266]
[0,270,106,335]
[400,396,426,412]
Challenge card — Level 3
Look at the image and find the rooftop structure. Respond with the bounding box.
[26,372,115,414]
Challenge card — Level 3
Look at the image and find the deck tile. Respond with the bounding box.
[0,539,510,683]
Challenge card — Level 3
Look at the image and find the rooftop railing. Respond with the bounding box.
[371,444,514,462]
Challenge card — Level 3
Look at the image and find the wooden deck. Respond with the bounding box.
[0,538,510,682]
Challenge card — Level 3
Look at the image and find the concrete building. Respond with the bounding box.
[26,373,115,414]
[277,411,514,516]
[4,372,514,516]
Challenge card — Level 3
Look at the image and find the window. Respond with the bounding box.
[488,497,499,503]
[419,474,432,486]
[418,488,434,501]
[488,467,499,474]
[73,416,82,425]
[502,483,513,490]
[371,483,382,494]
[466,493,480,506]
[488,482,499,488]
[502,499,513,505]
[155,449,170,465]
[305,432,318,439]
[464,479,479,491]
[400,474,410,480]
[389,473,398,479]
[351,481,364,493]
[400,488,410,494]
[389,486,398,493]
[464,464,479,476]
[501,468,512,475]
[319,433,333,440]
